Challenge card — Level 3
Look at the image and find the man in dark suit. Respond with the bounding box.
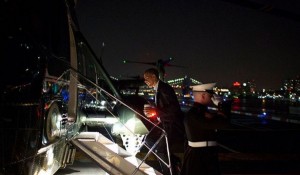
[143,68,184,175]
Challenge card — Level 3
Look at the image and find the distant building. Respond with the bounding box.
[230,80,257,98]
[282,75,300,102]
[283,76,300,93]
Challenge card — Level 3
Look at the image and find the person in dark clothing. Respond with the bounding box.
[143,68,184,175]
[181,83,230,175]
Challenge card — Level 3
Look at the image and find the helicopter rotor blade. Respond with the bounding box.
[123,58,186,68]
[123,60,156,66]
[166,64,186,68]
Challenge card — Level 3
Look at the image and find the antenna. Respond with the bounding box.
[98,42,105,64]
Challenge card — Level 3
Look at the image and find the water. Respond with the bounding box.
[230,98,300,124]
[181,97,300,124]
[232,98,289,114]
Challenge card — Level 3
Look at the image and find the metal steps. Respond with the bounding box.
[71,132,162,175]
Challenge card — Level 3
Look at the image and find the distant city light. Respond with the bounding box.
[233,81,240,86]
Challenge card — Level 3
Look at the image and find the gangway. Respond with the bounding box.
[71,132,162,175]
[63,70,172,175]
[53,70,172,175]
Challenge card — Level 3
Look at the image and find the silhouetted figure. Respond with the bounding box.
[143,68,184,175]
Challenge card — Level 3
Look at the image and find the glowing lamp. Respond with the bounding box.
[147,111,157,118]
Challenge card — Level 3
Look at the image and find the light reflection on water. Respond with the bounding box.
[180,97,300,123]
[232,98,289,113]
[230,98,300,124]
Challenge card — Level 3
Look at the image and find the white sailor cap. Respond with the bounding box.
[191,83,216,93]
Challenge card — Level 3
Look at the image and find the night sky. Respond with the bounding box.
[75,0,300,90]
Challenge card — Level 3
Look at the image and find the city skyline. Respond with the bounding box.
[162,75,300,91]
[75,0,300,89]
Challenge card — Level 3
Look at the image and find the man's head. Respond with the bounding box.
[144,68,159,88]
[191,83,216,105]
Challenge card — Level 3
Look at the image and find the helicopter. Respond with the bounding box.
[0,0,167,174]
